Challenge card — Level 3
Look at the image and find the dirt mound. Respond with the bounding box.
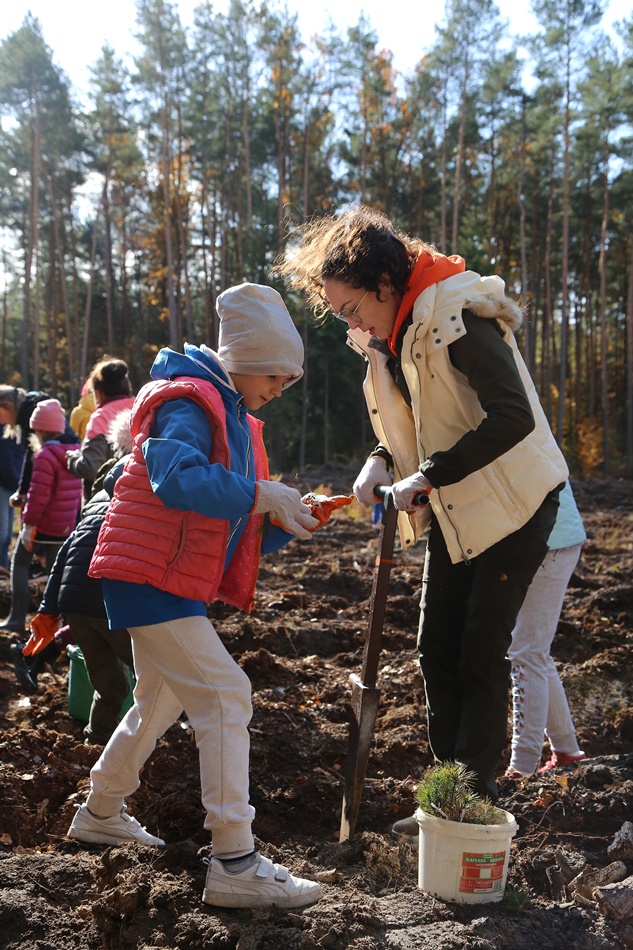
[0,476,632,948]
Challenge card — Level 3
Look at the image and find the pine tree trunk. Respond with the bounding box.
[542,161,555,424]
[102,178,115,355]
[299,127,310,471]
[200,181,212,347]
[242,87,252,230]
[518,95,530,369]
[598,146,610,475]
[626,237,633,477]
[451,55,469,252]
[439,89,448,254]
[556,59,571,445]
[161,109,179,349]
[120,211,131,363]
[1,249,8,378]
[80,209,101,383]
[175,109,194,341]
[23,95,41,388]
[45,166,74,403]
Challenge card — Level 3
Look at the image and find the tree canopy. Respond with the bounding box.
[0,0,632,476]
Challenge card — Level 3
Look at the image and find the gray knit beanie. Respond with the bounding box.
[217,283,304,388]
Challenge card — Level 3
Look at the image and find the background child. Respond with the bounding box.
[68,283,323,910]
[0,426,25,570]
[1,399,82,635]
[506,480,587,777]
[69,380,96,441]
[18,409,135,742]
[66,358,135,498]
[0,386,80,513]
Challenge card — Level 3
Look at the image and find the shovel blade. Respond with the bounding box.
[339,672,381,842]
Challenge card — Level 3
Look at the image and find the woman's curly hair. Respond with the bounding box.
[273,206,433,316]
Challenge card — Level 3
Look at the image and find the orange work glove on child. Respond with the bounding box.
[302,493,354,528]
[23,613,62,656]
[253,480,319,539]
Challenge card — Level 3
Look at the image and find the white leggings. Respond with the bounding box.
[86,615,255,856]
[508,543,583,775]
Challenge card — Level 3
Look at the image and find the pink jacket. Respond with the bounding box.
[89,377,268,612]
[84,395,135,439]
[22,442,83,538]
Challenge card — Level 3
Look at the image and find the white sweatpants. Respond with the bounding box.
[508,543,583,775]
[86,615,255,856]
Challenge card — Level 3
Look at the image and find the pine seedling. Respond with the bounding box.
[415,761,508,825]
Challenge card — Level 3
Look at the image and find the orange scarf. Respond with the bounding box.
[387,250,466,355]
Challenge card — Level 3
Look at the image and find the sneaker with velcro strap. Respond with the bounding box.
[68,803,165,847]
[202,852,322,909]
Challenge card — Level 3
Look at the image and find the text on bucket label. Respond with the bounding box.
[459,851,506,893]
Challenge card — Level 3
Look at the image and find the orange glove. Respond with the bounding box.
[302,493,354,528]
[22,613,62,656]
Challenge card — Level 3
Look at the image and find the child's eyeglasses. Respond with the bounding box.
[332,290,368,323]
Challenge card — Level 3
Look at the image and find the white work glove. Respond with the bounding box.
[353,455,390,505]
[20,524,37,552]
[66,449,81,471]
[391,471,433,511]
[253,480,319,540]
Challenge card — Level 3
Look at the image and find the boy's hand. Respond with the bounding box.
[353,456,390,505]
[302,493,354,528]
[253,480,319,540]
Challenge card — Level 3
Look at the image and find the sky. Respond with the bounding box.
[2,0,630,103]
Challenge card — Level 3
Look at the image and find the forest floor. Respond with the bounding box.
[0,470,632,949]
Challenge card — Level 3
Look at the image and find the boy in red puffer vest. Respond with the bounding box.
[68,283,325,911]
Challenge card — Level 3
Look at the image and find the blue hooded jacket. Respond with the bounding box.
[102,344,292,629]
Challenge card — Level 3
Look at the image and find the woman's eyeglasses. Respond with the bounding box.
[332,290,368,323]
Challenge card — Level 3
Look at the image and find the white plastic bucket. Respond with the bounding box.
[416,806,518,904]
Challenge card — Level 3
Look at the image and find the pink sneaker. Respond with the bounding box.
[538,751,586,774]
[504,767,527,779]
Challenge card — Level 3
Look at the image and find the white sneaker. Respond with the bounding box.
[202,852,322,909]
[68,804,165,847]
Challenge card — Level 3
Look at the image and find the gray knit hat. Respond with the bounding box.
[217,283,304,388]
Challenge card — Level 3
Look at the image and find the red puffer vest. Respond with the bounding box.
[89,377,268,612]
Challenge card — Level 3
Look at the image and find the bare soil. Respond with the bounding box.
[1,472,632,949]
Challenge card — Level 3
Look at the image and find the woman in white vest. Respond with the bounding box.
[276,206,568,820]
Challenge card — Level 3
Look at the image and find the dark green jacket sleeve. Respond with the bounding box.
[420,311,535,488]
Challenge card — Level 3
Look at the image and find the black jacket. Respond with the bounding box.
[39,455,130,619]
[39,488,110,619]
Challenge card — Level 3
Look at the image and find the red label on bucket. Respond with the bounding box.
[459,851,506,893]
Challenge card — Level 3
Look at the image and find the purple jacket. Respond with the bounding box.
[22,441,83,538]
